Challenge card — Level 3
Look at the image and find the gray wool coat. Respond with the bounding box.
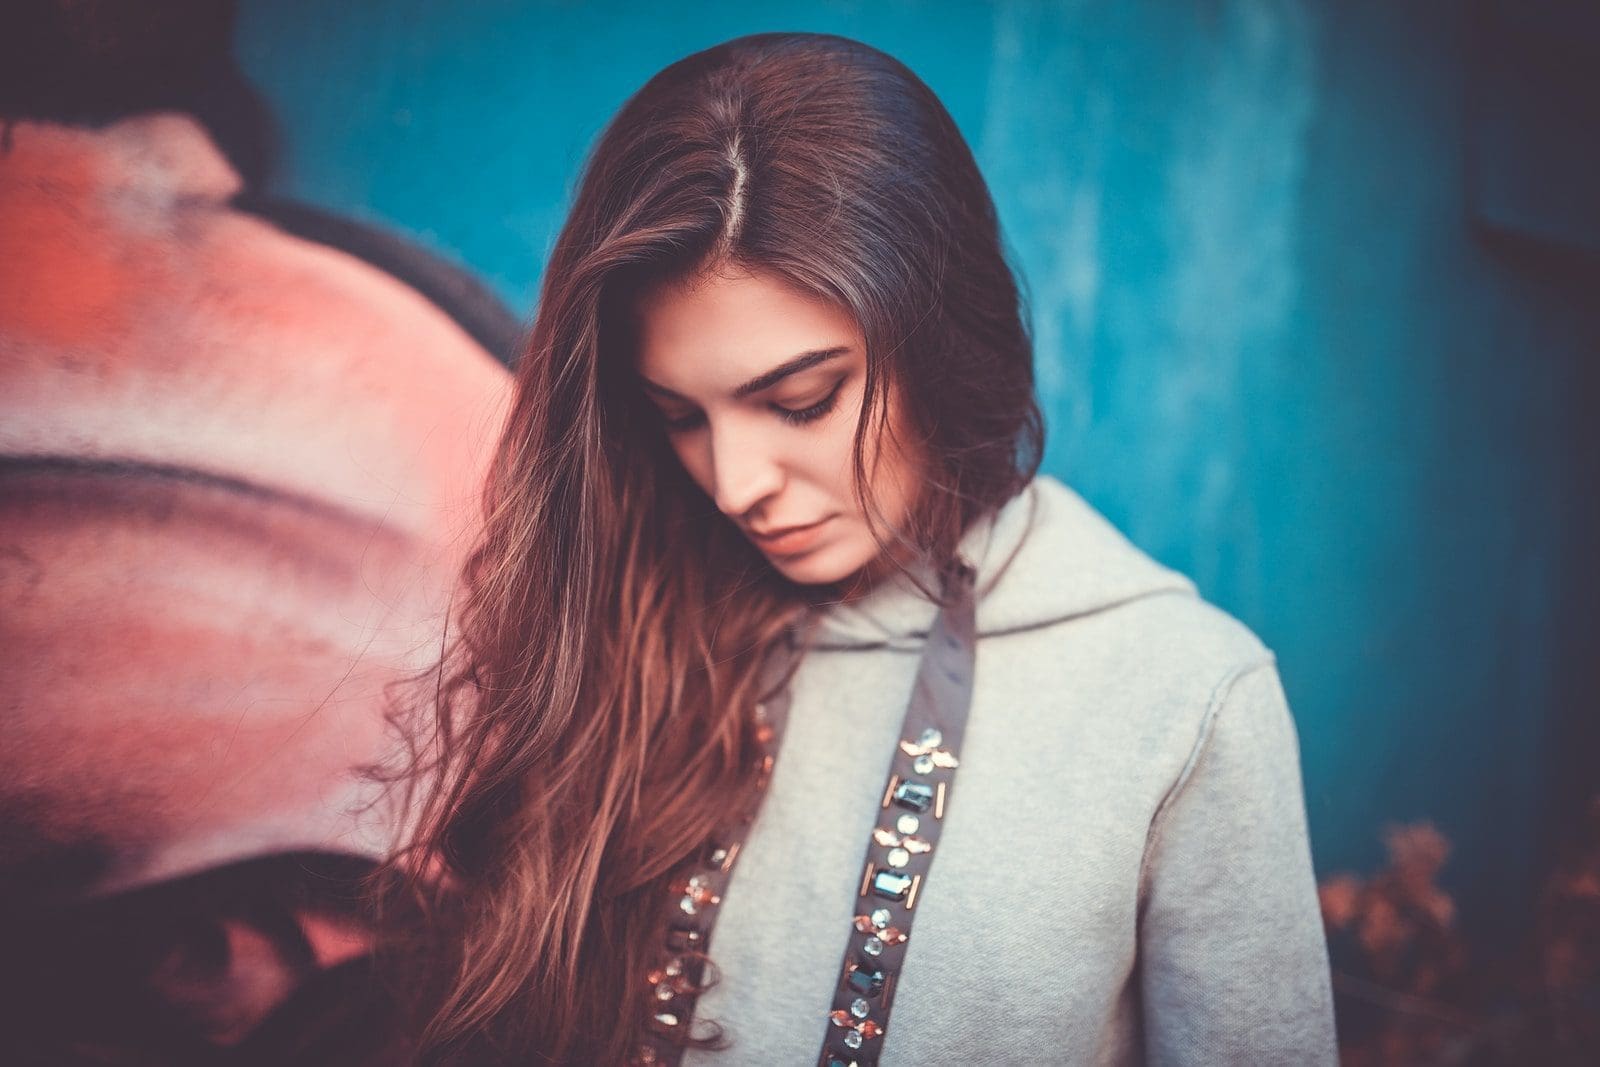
[682,473,1338,1065]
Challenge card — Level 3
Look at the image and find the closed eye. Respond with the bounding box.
[660,382,844,434]
[775,382,843,425]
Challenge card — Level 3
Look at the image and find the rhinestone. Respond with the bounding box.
[664,958,683,977]
[892,780,934,813]
[829,1009,852,1028]
[845,963,885,996]
[886,847,910,868]
[682,875,720,909]
[871,870,913,901]
[824,1059,859,1067]
[850,997,870,1019]
[917,727,943,748]
[912,754,934,774]
[707,846,728,866]
[862,936,884,957]
[858,1020,884,1040]
[870,908,892,928]
[654,1012,679,1028]
[654,984,674,1001]
[843,1029,863,1049]
[896,814,919,834]
[666,926,702,951]
[678,895,698,915]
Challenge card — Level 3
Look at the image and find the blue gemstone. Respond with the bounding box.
[871,870,913,901]
[892,779,934,812]
[845,963,885,996]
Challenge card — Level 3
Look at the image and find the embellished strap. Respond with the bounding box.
[633,561,978,1067]
[818,560,977,1066]
[633,630,799,1065]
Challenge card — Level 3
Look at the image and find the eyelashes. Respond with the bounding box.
[661,381,844,433]
[776,382,843,426]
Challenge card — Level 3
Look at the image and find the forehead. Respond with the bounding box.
[632,269,862,388]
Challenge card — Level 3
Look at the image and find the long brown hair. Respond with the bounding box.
[368,31,1044,1065]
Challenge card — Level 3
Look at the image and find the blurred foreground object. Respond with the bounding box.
[1321,797,1600,1065]
[0,108,511,1059]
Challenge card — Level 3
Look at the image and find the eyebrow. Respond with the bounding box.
[639,346,851,402]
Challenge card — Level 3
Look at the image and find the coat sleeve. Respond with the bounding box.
[1136,658,1338,1066]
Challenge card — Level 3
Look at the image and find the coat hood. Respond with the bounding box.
[806,474,1198,651]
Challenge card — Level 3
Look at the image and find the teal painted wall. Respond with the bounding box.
[234,0,1600,945]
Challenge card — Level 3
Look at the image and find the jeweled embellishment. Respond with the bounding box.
[896,814,919,834]
[850,998,871,1019]
[891,780,935,812]
[677,874,721,915]
[851,913,909,947]
[898,729,959,769]
[886,847,910,868]
[646,955,696,1003]
[845,963,885,996]
[829,1011,885,1049]
[872,827,933,854]
[871,869,913,901]
[862,935,884,956]
[665,925,702,951]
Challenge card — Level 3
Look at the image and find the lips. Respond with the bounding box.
[749,515,834,555]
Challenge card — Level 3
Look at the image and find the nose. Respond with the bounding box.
[707,415,784,521]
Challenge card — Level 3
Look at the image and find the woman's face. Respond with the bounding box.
[632,266,925,589]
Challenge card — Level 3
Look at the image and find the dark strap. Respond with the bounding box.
[634,627,799,1065]
[634,561,978,1067]
[817,560,977,1066]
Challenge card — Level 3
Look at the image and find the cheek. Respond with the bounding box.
[817,380,874,480]
[868,390,925,507]
[813,420,861,484]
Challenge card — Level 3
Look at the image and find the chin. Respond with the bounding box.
[766,541,868,588]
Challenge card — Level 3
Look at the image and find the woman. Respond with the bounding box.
[373,31,1338,1067]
